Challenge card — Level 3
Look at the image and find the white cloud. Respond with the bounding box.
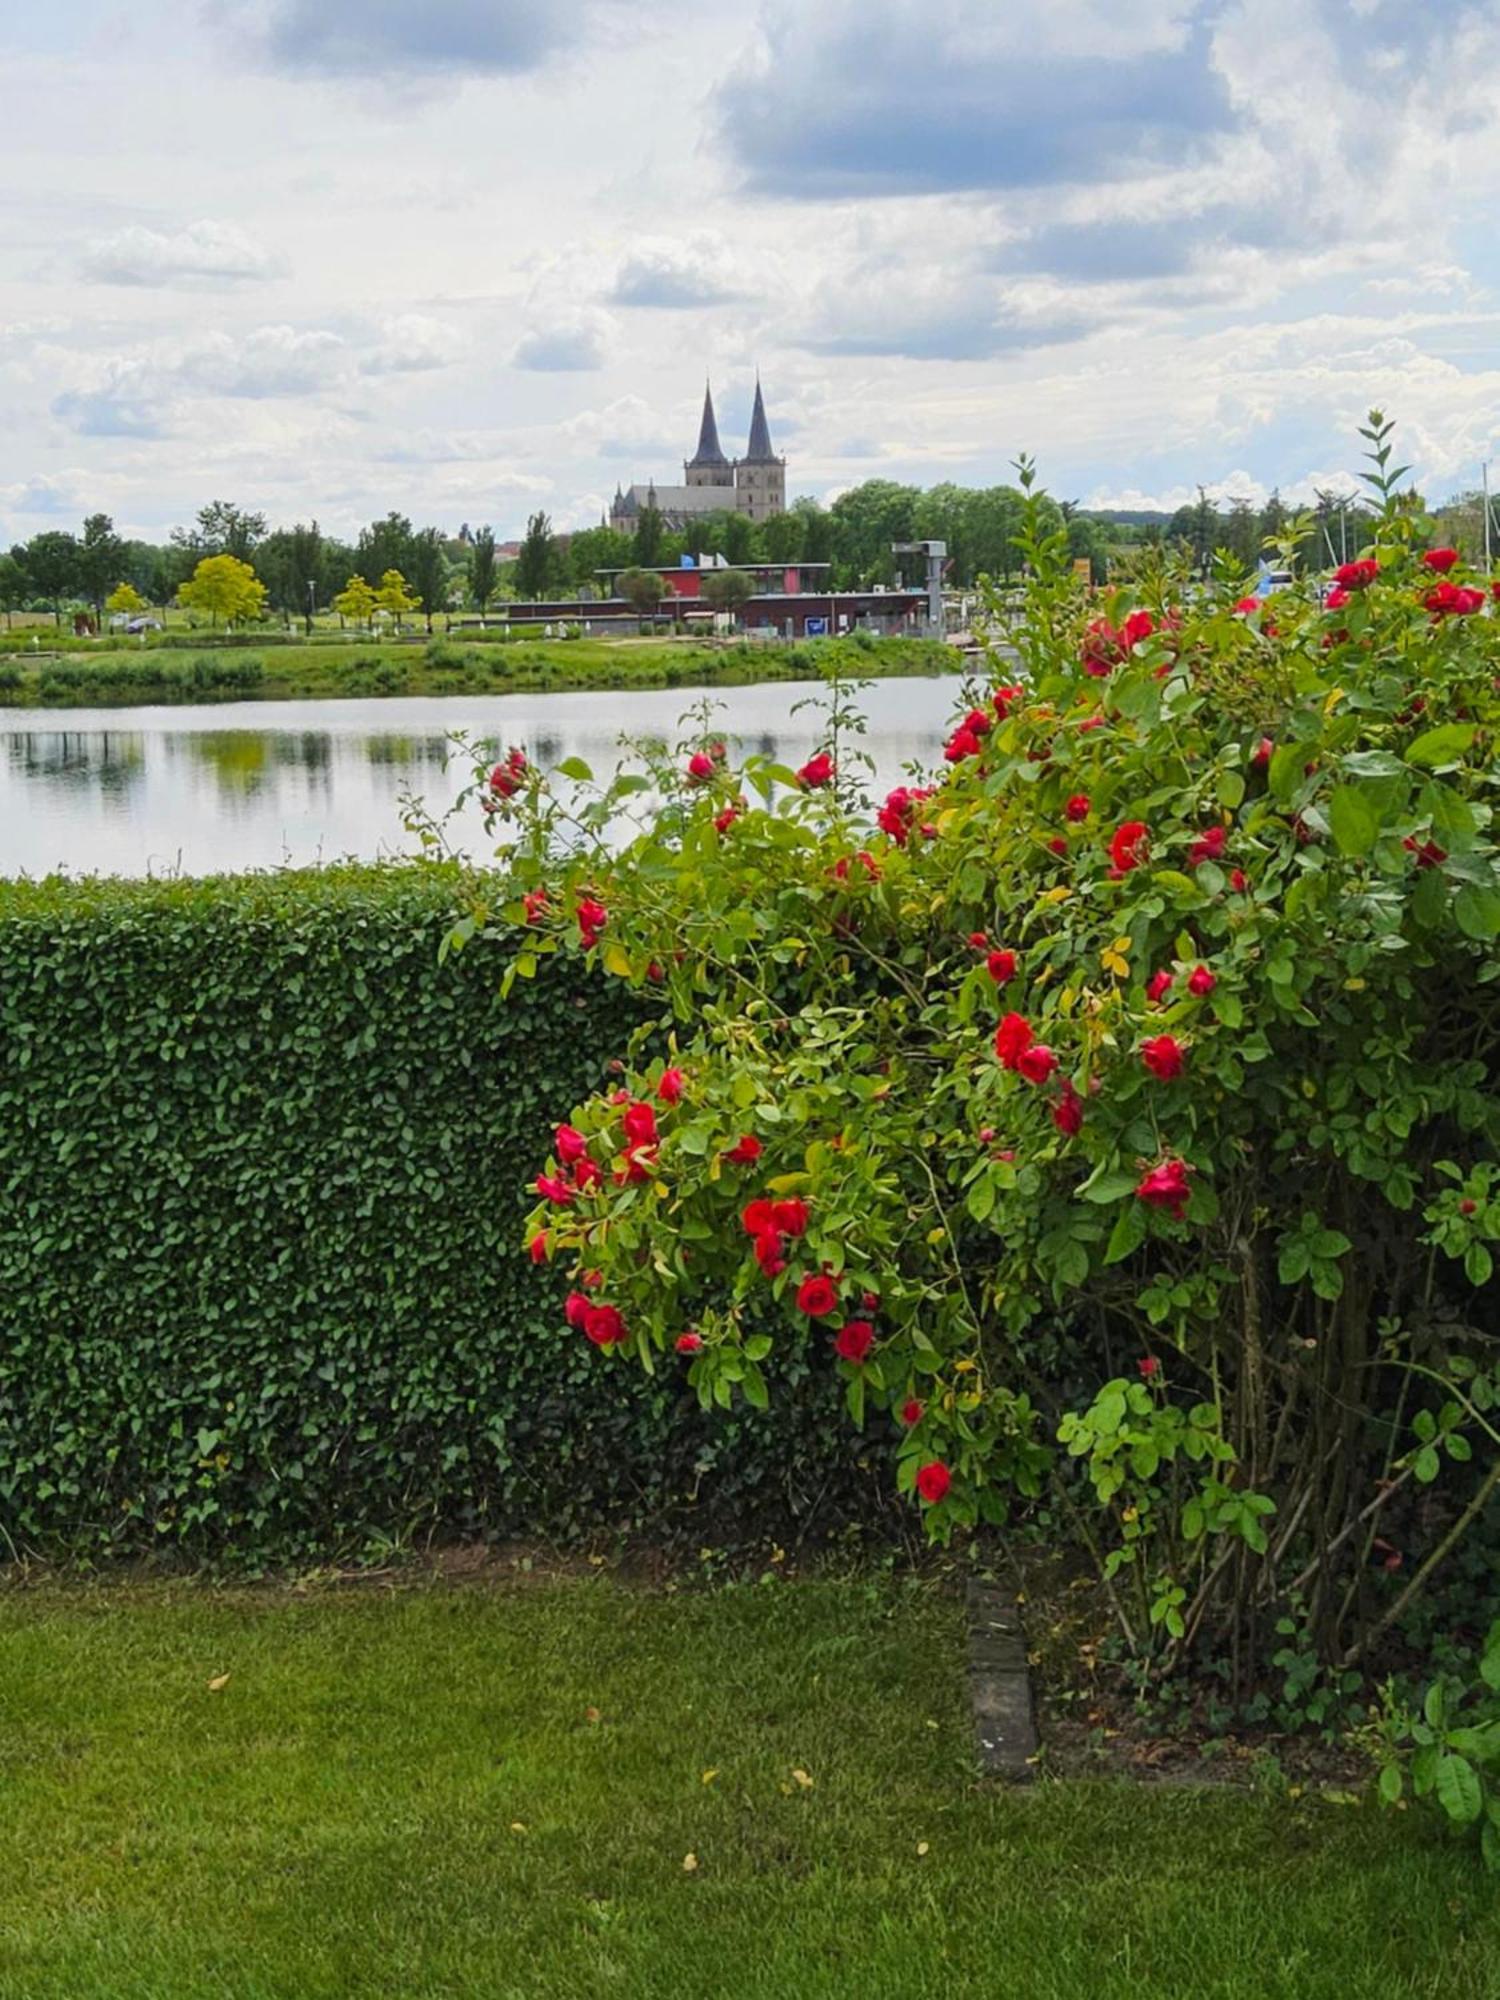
[78,220,283,287]
[360,313,469,374]
[512,310,614,372]
[610,234,745,308]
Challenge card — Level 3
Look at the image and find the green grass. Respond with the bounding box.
[1,1575,1494,1998]
[0,634,954,708]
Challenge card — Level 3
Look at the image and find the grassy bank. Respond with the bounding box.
[1,1572,1493,1999]
[0,633,955,708]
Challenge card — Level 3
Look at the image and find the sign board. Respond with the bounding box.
[1072,558,1092,583]
[804,615,829,635]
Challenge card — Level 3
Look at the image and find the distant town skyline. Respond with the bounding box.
[5,1,1500,544]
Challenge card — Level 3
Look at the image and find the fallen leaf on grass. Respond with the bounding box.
[790,1768,815,1790]
[916,1841,930,1857]
[682,1853,699,1873]
[510,1823,528,1835]
[207,1674,230,1692]
[701,1768,719,1786]
[585,1707,601,1725]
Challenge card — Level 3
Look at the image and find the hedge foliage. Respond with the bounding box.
[0,867,874,1565]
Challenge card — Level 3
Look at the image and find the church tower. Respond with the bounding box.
[734,377,786,523]
[684,382,734,490]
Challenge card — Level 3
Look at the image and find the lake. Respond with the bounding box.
[0,674,972,878]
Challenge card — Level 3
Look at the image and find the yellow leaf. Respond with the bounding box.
[791,1768,815,1790]
[701,1768,719,1786]
[206,1673,230,1692]
[916,1841,931,1857]
[1110,936,1133,958]
[1324,687,1345,715]
[510,1822,528,1835]
[682,1852,699,1872]
[602,942,633,979]
[1038,885,1072,906]
[926,1226,947,1245]
[585,1706,601,1725]
[953,1358,977,1374]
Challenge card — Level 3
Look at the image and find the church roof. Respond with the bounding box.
[743,377,777,463]
[687,382,729,468]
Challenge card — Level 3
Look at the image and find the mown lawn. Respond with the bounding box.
[0,1574,1493,1999]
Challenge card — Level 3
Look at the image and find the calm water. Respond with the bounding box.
[0,675,970,878]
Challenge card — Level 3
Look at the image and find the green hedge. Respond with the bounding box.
[0,868,876,1565]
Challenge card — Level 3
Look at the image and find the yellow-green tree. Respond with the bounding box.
[375,568,420,631]
[177,553,267,629]
[333,574,377,627]
[105,582,148,619]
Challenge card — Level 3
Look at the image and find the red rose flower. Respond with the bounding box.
[582,1269,603,1290]
[1081,618,1122,676]
[834,1319,875,1364]
[687,751,716,782]
[742,1198,776,1236]
[582,1303,628,1348]
[1141,1034,1186,1081]
[1422,547,1459,573]
[797,751,835,788]
[1230,868,1248,893]
[725,1134,762,1165]
[576,897,608,949]
[1334,558,1378,589]
[1122,609,1155,647]
[1146,969,1173,1005]
[986,949,1018,986]
[564,1290,590,1328]
[535,1173,574,1206]
[1052,1080,1084,1135]
[915,1461,952,1505]
[1138,1355,1160,1380]
[963,707,993,738]
[522,887,549,923]
[1064,794,1091,823]
[555,1124,588,1165]
[796,1273,840,1318]
[968,932,989,949]
[622,1101,659,1149]
[1048,836,1069,856]
[1403,835,1446,869]
[1188,825,1227,867]
[572,1156,603,1191]
[994,1012,1035,1071]
[528,1233,549,1265]
[1109,820,1149,872]
[1252,736,1273,769]
[1186,965,1216,997]
[772,1198,810,1237]
[676,1331,703,1354]
[1137,1158,1192,1219]
[877,785,933,845]
[657,1067,685,1105]
[1233,596,1260,615]
[612,1148,654,1186]
[1425,581,1485,617]
[1017,1043,1058,1085]
[900,1398,924,1428]
[944,726,983,764]
[993,685,1022,718]
[714,807,739,835]
[754,1230,788,1278]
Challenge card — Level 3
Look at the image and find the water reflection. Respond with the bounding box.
[0,676,961,878]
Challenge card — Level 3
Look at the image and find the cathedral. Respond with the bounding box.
[609,379,786,534]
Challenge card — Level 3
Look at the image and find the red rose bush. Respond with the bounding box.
[469,416,1500,1684]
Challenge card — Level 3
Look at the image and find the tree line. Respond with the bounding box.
[2,477,1487,629]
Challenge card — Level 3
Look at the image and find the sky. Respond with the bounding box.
[5,0,1500,544]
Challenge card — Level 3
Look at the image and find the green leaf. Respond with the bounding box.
[1435,1753,1484,1826]
[1078,1168,1140,1204]
[1414,1445,1441,1484]
[1104,1202,1148,1266]
[1378,1762,1403,1806]
[1407,724,1476,770]
[1454,886,1500,942]
[1269,742,1306,802]
[555,756,594,782]
[1328,786,1380,857]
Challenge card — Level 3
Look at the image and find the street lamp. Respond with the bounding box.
[306,578,315,638]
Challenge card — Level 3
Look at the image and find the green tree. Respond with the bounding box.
[257,523,326,630]
[515,512,558,600]
[468,525,498,617]
[408,529,450,633]
[760,509,806,564]
[567,525,633,591]
[0,552,25,628]
[356,513,416,589]
[177,553,267,628]
[632,503,666,569]
[1223,498,1259,568]
[792,498,834,566]
[20,530,81,620]
[616,567,663,620]
[173,500,267,564]
[701,569,754,617]
[1259,488,1287,548]
[333,574,376,628]
[374,568,420,630]
[829,480,918,583]
[77,513,125,624]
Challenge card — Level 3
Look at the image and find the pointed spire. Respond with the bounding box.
[744,375,776,463]
[687,380,729,468]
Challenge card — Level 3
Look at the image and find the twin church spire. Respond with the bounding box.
[609,376,785,532]
[687,378,778,471]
